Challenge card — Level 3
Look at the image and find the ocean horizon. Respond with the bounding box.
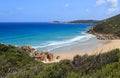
[0,23,94,52]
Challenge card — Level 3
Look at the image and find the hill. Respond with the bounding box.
[66,20,101,24]
[1,43,120,78]
[87,14,120,39]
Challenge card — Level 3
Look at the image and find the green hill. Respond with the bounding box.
[66,20,101,24]
[1,43,120,78]
[89,14,120,36]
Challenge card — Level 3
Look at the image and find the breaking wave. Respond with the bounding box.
[33,34,95,51]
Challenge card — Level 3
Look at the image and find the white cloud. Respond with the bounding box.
[64,3,70,8]
[96,0,106,6]
[96,0,119,14]
[107,0,118,7]
[108,7,118,14]
[107,0,119,14]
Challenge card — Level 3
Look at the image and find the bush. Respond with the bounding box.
[0,44,120,78]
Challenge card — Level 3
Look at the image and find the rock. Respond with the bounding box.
[47,53,54,62]
[21,45,59,63]
[33,52,45,61]
[40,53,46,61]
[56,56,60,59]
[21,45,35,53]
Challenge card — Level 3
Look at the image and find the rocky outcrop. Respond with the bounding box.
[95,34,120,40]
[21,45,60,63]
[33,51,60,62]
[21,45,35,53]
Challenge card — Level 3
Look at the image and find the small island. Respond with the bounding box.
[51,21,61,24]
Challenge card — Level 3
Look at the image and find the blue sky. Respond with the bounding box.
[0,0,120,22]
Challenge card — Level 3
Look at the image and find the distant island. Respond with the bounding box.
[51,21,62,24]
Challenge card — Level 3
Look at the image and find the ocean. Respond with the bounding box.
[0,23,95,52]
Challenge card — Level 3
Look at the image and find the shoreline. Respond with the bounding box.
[51,37,104,54]
[0,38,120,63]
[55,40,120,60]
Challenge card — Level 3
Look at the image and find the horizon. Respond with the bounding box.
[0,0,120,22]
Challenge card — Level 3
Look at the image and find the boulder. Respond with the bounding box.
[56,56,60,59]
[21,45,35,52]
[40,53,46,61]
[47,53,54,62]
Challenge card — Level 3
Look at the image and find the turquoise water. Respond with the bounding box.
[0,23,94,51]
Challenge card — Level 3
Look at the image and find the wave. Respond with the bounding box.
[33,34,95,51]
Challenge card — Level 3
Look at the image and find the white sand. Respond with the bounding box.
[55,40,120,60]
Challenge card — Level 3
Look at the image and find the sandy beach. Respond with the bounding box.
[55,40,120,60]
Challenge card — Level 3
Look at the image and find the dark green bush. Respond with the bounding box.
[0,44,120,78]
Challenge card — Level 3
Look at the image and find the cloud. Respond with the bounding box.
[108,7,118,14]
[107,0,118,7]
[107,0,119,14]
[96,0,106,6]
[64,3,70,8]
[96,0,119,14]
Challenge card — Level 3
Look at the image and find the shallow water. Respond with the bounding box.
[0,23,94,52]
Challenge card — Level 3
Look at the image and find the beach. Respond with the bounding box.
[0,23,120,62]
[55,40,120,60]
[52,37,104,53]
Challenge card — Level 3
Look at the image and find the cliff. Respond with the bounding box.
[87,14,120,40]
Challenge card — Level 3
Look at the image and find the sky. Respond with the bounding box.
[0,0,120,22]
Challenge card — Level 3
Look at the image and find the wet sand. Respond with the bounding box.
[52,37,104,53]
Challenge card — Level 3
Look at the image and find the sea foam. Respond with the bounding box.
[34,34,94,51]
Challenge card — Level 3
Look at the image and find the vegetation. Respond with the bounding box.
[0,43,120,78]
[93,14,120,36]
[51,21,61,24]
[67,20,101,24]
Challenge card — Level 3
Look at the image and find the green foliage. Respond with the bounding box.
[90,62,120,78]
[67,20,101,24]
[39,63,70,78]
[0,43,120,78]
[93,14,120,36]
[0,44,43,78]
[66,72,81,78]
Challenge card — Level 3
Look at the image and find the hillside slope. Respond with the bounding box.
[66,20,101,24]
[88,14,120,37]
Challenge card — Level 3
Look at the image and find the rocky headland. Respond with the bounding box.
[87,14,120,40]
[87,26,120,40]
